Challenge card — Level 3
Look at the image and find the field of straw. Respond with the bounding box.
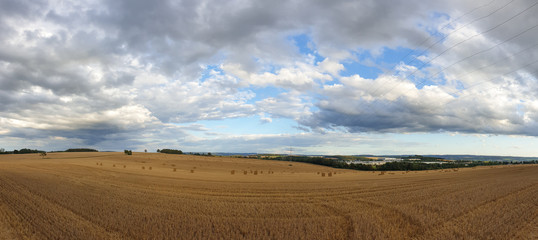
[0,152,536,239]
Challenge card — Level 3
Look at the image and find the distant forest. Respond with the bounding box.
[64,148,98,152]
[157,149,183,154]
[0,148,44,154]
[0,148,98,154]
[253,155,538,171]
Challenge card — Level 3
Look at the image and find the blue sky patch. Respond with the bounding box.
[339,47,429,79]
[200,64,223,82]
[339,61,382,79]
[289,33,324,63]
[376,47,424,67]
[245,86,286,104]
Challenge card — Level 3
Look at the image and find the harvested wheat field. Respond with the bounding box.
[0,152,536,239]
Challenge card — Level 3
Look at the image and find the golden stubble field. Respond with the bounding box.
[0,152,536,239]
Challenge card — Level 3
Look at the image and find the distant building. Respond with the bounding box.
[382,157,402,161]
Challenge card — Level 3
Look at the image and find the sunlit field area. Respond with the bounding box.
[0,152,536,239]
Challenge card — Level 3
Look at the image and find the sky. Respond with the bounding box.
[1,0,538,156]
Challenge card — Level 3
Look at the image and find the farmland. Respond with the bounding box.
[0,152,536,239]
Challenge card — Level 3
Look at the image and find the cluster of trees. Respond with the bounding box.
[124,150,133,155]
[157,149,183,154]
[189,152,212,156]
[65,148,98,152]
[0,148,45,154]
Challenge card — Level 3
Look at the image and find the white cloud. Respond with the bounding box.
[318,58,344,76]
[135,75,256,123]
[256,91,312,120]
[222,61,332,90]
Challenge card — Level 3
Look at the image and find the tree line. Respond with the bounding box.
[0,148,98,154]
[65,148,98,152]
[0,148,44,154]
[257,155,537,171]
[157,149,183,154]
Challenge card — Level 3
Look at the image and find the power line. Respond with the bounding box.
[450,42,538,82]
[365,0,519,105]
[413,1,536,77]
[308,1,538,133]
[344,44,537,133]
[377,0,538,101]
[394,0,498,68]
[409,0,516,60]
[420,24,538,88]
[332,0,501,104]
[444,59,538,103]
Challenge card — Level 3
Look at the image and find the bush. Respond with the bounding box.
[159,149,183,155]
[65,148,98,152]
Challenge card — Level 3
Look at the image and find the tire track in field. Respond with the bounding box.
[317,202,355,239]
[417,183,538,239]
[0,172,122,239]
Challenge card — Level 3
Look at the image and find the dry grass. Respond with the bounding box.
[0,152,536,239]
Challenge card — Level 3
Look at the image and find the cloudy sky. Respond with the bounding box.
[1,0,538,156]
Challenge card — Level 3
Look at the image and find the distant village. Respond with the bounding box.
[245,154,454,166]
[340,156,453,165]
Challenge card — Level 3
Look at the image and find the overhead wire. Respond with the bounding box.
[449,42,538,82]
[400,0,516,68]
[366,0,513,97]
[379,0,538,98]
[392,0,498,68]
[340,0,538,132]
[444,59,538,104]
[419,23,538,89]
